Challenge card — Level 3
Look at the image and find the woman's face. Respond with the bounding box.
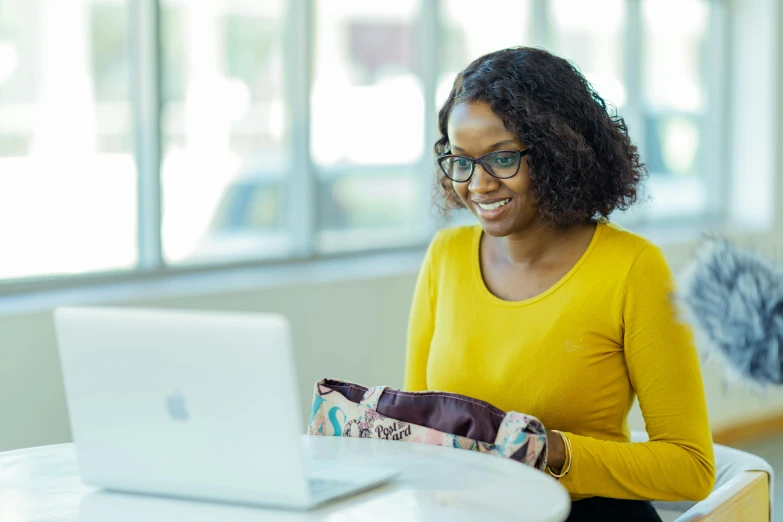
[447,101,536,237]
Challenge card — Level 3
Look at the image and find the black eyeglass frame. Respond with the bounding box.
[437,149,531,183]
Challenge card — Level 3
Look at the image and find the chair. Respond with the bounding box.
[631,431,774,522]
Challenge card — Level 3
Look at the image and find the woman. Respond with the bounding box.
[404,47,715,521]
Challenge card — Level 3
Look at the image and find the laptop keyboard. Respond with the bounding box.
[309,478,351,499]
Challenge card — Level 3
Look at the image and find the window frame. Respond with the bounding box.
[0,0,728,295]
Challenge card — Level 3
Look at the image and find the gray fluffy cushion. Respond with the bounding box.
[679,239,783,386]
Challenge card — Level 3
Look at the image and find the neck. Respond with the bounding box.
[491,219,588,266]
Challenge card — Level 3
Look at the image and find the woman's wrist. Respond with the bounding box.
[546,430,566,469]
[546,430,573,479]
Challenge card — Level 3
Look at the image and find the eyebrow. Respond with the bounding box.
[452,139,520,153]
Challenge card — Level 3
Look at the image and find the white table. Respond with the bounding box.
[0,436,571,522]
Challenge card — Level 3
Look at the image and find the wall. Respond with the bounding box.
[0,271,418,452]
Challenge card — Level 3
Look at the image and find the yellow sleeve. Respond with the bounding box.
[403,235,439,391]
[559,245,716,501]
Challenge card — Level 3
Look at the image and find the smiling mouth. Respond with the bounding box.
[475,198,511,211]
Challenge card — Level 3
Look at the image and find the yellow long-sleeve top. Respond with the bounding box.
[404,220,716,501]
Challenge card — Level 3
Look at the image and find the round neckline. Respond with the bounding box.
[472,220,605,307]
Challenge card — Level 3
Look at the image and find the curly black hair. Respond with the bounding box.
[435,47,646,228]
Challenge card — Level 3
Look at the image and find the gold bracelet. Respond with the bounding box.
[547,430,572,478]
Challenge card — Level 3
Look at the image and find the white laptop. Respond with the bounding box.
[54,307,400,510]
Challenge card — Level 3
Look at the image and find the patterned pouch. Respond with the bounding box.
[307,378,548,470]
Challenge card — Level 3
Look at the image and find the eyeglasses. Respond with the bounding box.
[437,149,530,183]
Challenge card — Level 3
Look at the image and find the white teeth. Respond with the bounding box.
[477,199,510,211]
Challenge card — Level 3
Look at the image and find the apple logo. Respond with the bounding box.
[165,391,190,421]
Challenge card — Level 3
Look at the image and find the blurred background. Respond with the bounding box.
[0,0,734,276]
[0,0,781,513]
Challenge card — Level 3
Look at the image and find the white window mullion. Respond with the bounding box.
[419,0,440,236]
[622,0,648,226]
[130,0,163,270]
[704,0,730,222]
[532,0,550,48]
[286,0,316,258]
[624,0,643,157]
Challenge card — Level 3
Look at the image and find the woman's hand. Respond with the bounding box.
[546,430,566,470]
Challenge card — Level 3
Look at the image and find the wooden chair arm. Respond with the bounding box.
[680,471,769,522]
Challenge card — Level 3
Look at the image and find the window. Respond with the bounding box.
[159,1,289,264]
[312,0,428,252]
[0,0,136,281]
[549,0,721,225]
[550,0,626,109]
[640,0,714,221]
[1,0,728,287]
[437,0,533,106]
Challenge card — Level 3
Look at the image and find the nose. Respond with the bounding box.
[468,163,500,194]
